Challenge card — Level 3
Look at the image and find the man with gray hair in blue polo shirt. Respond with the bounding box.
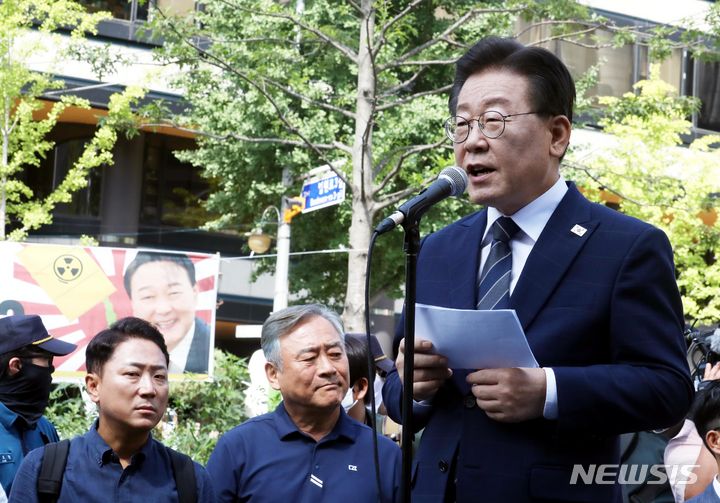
[207,304,401,502]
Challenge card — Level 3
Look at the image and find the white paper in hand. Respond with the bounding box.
[415,303,538,370]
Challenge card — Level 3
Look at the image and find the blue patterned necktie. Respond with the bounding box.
[476,216,520,310]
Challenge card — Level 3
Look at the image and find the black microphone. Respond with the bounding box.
[375,166,468,234]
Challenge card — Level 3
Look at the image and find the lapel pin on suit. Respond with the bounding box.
[570,224,587,237]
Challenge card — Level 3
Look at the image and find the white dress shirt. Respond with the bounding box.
[480,176,568,419]
[169,321,196,374]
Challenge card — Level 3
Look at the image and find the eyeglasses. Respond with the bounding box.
[444,111,539,143]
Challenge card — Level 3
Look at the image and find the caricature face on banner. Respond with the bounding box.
[0,242,219,381]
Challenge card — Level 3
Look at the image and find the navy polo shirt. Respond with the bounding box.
[0,403,58,494]
[207,403,401,503]
[8,421,214,503]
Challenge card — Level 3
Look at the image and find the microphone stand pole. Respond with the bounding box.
[400,218,421,503]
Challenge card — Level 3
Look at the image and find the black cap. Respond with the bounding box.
[346,333,395,376]
[0,315,77,356]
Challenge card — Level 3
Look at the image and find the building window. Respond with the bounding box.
[637,46,683,91]
[690,58,720,132]
[78,0,197,21]
[79,0,149,22]
[52,139,103,217]
[24,124,102,219]
[516,21,635,99]
[139,134,217,228]
[155,0,197,17]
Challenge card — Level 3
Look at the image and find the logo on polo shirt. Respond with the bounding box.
[348,465,357,472]
[310,474,323,488]
[0,453,13,464]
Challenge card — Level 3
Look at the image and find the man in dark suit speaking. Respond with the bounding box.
[382,37,693,503]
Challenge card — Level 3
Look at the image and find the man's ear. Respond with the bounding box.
[7,357,22,377]
[354,377,369,402]
[85,373,101,405]
[548,115,572,159]
[706,430,720,456]
[265,362,281,391]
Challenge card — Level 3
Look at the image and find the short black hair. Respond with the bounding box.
[692,380,720,451]
[449,36,575,123]
[345,334,370,404]
[0,345,53,380]
[86,317,169,375]
[123,252,196,298]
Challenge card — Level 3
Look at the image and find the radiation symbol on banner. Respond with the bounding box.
[53,255,83,282]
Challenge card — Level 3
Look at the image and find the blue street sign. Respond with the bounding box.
[301,171,346,213]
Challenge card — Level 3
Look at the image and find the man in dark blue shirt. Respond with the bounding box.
[9,317,214,502]
[0,315,76,495]
[207,304,401,503]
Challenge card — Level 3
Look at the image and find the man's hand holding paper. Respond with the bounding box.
[402,304,544,420]
[396,338,452,402]
[467,367,546,422]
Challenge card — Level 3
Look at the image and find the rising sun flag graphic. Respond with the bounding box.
[17,245,117,320]
[0,242,219,381]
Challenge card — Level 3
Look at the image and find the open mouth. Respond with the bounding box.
[468,165,494,177]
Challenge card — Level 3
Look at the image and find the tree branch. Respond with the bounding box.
[373,185,419,212]
[260,75,356,119]
[514,19,594,40]
[527,26,614,49]
[564,160,648,207]
[383,58,459,68]
[373,0,423,57]
[358,4,378,202]
[164,20,353,187]
[219,0,359,63]
[141,122,352,152]
[378,6,525,72]
[376,83,453,112]
[378,67,426,98]
[373,140,447,196]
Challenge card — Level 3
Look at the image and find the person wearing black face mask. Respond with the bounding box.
[0,315,76,496]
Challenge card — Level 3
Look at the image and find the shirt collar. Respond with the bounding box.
[485,176,567,244]
[88,419,152,467]
[273,402,356,444]
[0,402,20,428]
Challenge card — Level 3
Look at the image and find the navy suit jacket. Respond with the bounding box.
[383,183,693,503]
[185,317,211,374]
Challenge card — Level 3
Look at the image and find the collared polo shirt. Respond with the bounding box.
[0,403,58,494]
[8,421,214,503]
[207,403,401,503]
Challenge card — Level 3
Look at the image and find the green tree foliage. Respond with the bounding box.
[0,0,145,240]
[149,0,621,329]
[45,382,96,439]
[153,349,250,464]
[46,350,250,464]
[565,67,720,324]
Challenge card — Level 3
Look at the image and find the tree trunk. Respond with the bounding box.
[1,95,9,240]
[343,0,376,331]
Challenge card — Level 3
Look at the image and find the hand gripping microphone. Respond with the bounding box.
[375,166,468,234]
